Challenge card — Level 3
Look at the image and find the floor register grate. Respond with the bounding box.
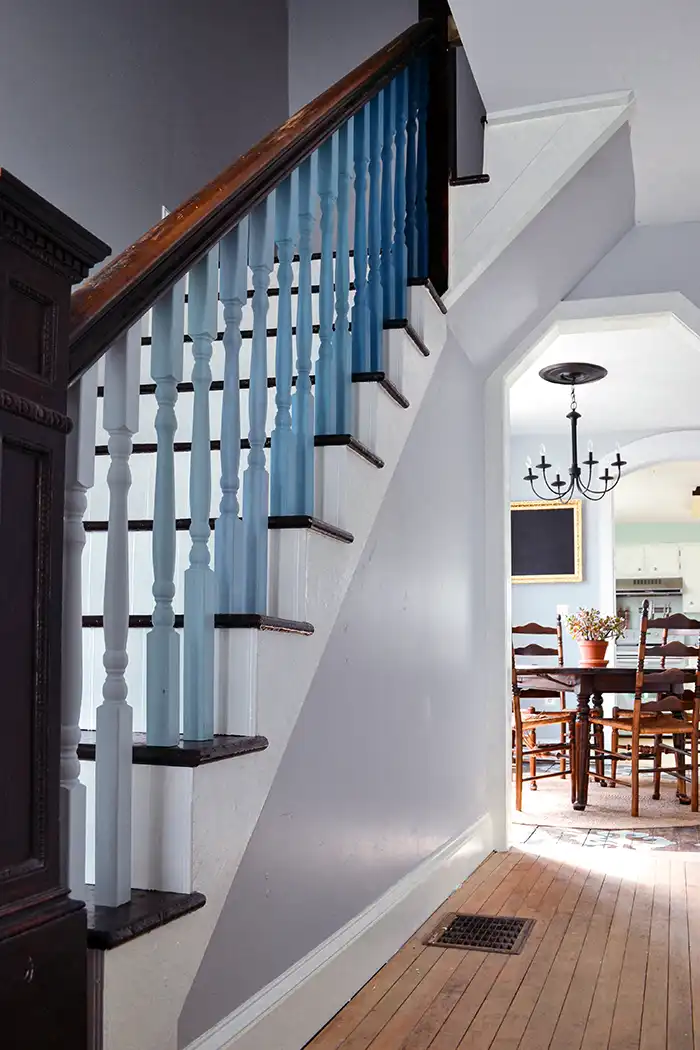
[425,913,535,955]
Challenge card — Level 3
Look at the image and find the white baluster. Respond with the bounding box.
[61,366,98,901]
[147,280,185,745]
[94,326,141,907]
[183,249,218,739]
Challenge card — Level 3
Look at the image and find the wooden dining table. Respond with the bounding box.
[517,666,696,811]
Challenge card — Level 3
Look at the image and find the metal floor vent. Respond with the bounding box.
[425,913,535,954]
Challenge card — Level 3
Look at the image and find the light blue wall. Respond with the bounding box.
[616,522,700,544]
[180,336,488,1046]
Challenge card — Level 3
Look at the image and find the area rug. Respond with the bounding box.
[512,772,700,829]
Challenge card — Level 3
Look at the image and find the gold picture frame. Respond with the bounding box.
[511,499,583,584]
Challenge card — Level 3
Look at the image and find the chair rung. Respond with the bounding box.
[521,769,572,783]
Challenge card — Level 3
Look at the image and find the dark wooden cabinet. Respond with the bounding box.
[0,170,109,1049]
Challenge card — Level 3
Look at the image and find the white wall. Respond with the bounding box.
[179,336,488,1045]
[287,0,418,113]
[0,0,289,257]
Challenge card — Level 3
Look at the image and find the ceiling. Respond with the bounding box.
[509,321,700,436]
[453,0,700,225]
[614,461,700,523]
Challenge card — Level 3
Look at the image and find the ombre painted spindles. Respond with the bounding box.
[334,121,352,434]
[183,249,218,740]
[381,80,396,320]
[352,105,370,373]
[393,68,409,319]
[242,195,274,612]
[217,217,249,613]
[367,94,383,371]
[271,176,297,515]
[416,55,429,280]
[147,280,185,746]
[292,156,315,515]
[405,60,420,280]
[315,135,337,435]
[94,326,141,907]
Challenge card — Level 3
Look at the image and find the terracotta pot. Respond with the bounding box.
[578,639,609,668]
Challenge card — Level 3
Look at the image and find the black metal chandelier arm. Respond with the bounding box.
[526,471,576,502]
[574,461,624,500]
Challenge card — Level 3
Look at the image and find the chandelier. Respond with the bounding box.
[524,363,626,503]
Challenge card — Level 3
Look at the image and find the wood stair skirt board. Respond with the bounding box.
[78,731,269,766]
[93,433,385,469]
[81,613,314,633]
[84,515,354,545]
[184,814,494,1050]
[86,887,206,951]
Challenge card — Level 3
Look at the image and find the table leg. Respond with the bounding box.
[574,687,591,811]
[591,692,607,787]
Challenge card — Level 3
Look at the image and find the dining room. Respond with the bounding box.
[507,320,700,835]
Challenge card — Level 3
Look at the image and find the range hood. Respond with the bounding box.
[616,577,683,595]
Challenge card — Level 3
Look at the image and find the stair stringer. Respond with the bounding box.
[98,287,447,1050]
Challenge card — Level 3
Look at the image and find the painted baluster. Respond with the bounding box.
[94,327,141,907]
[381,80,396,320]
[416,54,429,280]
[367,94,384,371]
[147,280,185,746]
[405,60,420,279]
[217,217,249,613]
[61,366,98,901]
[314,134,337,435]
[334,120,352,434]
[393,68,409,319]
[291,157,315,515]
[352,105,370,373]
[271,177,297,515]
[183,249,218,740]
[243,195,275,612]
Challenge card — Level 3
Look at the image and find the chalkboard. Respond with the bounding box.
[511,500,582,583]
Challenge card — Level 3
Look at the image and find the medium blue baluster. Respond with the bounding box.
[271,176,296,515]
[393,68,409,319]
[217,217,249,613]
[243,195,275,612]
[405,60,420,279]
[381,81,396,320]
[334,121,352,434]
[183,250,218,740]
[291,157,315,515]
[367,94,383,371]
[416,54,429,280]
[147,280,185,746]
[315,134,337,436]
[352,105,370,373]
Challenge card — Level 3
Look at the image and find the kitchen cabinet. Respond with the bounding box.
[616,545,645,577]
[615,543,680,577]
[679,544,700,612]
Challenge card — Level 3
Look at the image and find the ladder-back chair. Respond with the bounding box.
[512,617,576,811]
[590,601,700,816]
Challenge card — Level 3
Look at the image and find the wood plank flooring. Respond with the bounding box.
[306,827,700,1050]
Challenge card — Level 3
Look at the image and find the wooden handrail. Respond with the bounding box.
[68,19,438,384]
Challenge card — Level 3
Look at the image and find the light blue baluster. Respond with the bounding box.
[217,217,249,613]
[405,60,420,279]
[367,94,383,372]
[243,195,275,612]
[183,249,218,740]
[334,121,352,434]
[271,176,297,515]
[291,157,315,515]
[352,104,370,373]
[416,54,429,280]
[147,280,185,746]
[393,68,409,319]
[381,81,396,320]
[314,134,337,436]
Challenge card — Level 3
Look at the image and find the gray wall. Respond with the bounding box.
[180,335,487,1045]
[0,0,289,258]
[287,0,418,113]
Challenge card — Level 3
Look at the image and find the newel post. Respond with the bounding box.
[418,0,450,295]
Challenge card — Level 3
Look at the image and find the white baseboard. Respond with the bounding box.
[185,812,495,1050]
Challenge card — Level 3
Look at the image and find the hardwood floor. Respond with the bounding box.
[305,827,700,1050]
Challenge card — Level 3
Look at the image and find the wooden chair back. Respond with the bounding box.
[511,617,565,734]
[634,601,700,725]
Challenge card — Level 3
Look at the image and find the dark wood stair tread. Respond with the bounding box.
[81,613,314,634]
[78,730,268,767]
[85,886,206,950]
[84,514,354,544]
[95,433,384,467]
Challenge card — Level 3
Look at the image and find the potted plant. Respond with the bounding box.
[565,608,625,667]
